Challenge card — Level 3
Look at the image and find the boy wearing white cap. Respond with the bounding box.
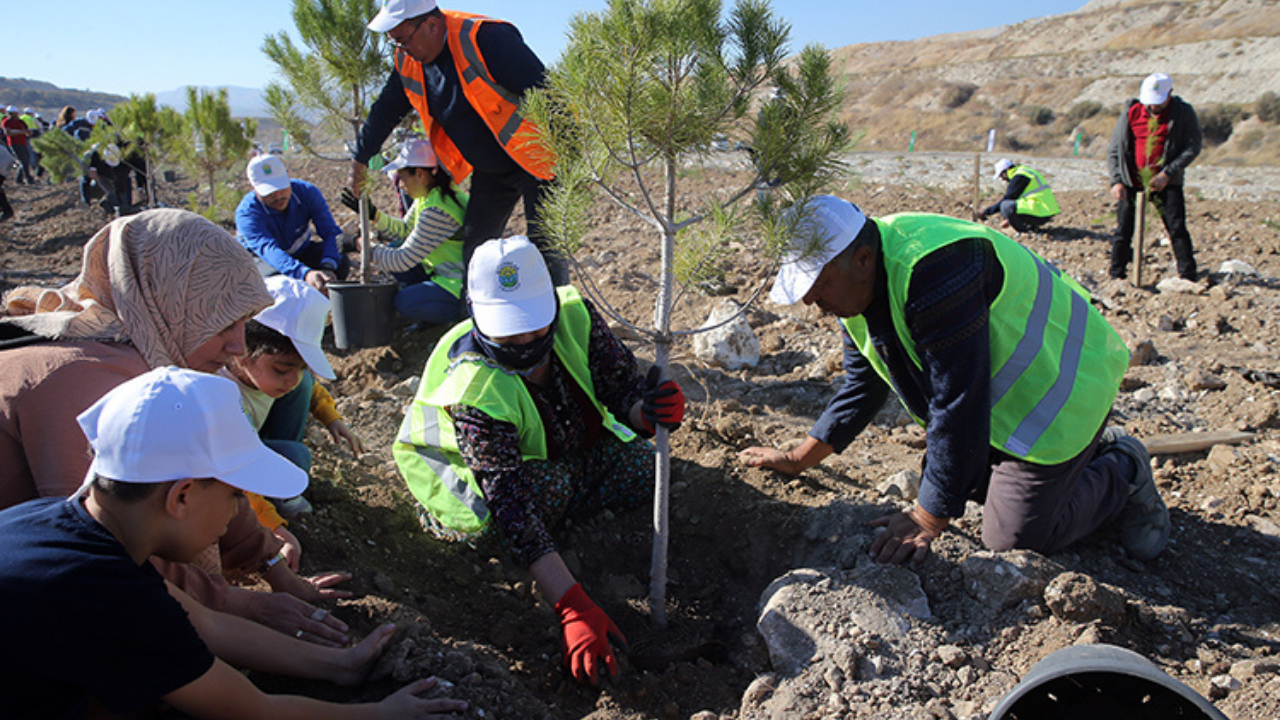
[0,366,467,719]
[224,277,364,522]
[394,236,686,685]
[741,196,1170,566]
[340,137,470,324]
[235,154,350,296]
[1105,72,1203,281]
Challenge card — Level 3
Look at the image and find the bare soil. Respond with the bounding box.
[3,155,1279,720]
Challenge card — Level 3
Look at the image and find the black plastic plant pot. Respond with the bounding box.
[990,644,1228,720]
[328,281,398,349]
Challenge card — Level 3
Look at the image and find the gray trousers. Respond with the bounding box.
[979,425,1131,554]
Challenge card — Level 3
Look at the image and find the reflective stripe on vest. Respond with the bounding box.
[394,11,553,182]
[840,214,1126,464]
[396,403,490,523]
[990,252,1090,456]
[1012,166,1060,218]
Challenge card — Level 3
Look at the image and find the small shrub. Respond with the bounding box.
[1064,101,1103,126]
[1004,135,1034,152]
[941,83,978,109]
[1027,106,1055,126]
[1258,91,1280,124]
[1200,104,1243,146]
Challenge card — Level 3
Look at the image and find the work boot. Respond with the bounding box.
[1100,427,1169,560]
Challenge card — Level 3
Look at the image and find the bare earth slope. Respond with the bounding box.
[2,150,1279,719]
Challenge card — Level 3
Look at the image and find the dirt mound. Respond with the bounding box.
[3,155,1279,719]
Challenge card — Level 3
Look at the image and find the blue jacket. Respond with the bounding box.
[235,179,344,279]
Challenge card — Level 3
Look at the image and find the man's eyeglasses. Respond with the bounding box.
[389,17,425,50]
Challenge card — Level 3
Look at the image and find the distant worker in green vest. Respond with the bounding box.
[981,158,1059,234]
[394,236,686,685]
[740,195,1169,564]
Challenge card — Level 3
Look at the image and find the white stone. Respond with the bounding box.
[693,300,760,370]
[1218,259,1260,276]
[1156,277,1204,295]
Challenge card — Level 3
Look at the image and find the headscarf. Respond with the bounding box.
[2,208,272,368]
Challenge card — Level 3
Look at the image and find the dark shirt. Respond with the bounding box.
[982,173,1030,216]
[0,498,214,718]
[448,299,645,566]
[809,234,1004,519]
[355,21,545,175]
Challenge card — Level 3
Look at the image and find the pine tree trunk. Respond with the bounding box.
[647,158,679,628]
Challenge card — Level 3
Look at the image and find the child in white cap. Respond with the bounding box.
[223,276,364,524]
[0,366,467,719]
[340,136,470,325]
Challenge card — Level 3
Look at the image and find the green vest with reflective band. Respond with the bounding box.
[840,214,1128,464]
[418,187,466,298]
[1011,166,1060,218]
[393,286,637,532]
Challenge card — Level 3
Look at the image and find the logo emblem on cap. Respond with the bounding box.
[497,262,520,291]
[263,165,273,175]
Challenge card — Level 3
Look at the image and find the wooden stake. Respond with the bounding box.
[1134,190,1145,288]
[972,153,981,221]
[1142,430,1255,456]
[358,195,371,284]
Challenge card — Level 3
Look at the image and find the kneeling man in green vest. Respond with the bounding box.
[395,236,685,684]
[981,158,1060,234]
[740,196,1169,564]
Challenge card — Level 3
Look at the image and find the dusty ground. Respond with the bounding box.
[3,154,1280,720]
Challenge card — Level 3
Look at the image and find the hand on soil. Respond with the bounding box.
[869,508,949,565]
[738,446,803,475]
[382,677,469,718]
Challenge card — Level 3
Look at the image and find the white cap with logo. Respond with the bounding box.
[1139,73,1173,106]
[74,366,308,499]
[368,0,438,32]
[247,154,291,196]
[467,235,556,338]
[256,276,337,380]
[770,195,868,305]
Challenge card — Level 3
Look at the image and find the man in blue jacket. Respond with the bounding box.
[236,154,349,296]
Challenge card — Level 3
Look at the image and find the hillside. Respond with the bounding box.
[0,78,125,118]
[828,0,1280,164]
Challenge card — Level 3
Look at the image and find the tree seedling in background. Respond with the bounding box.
[262,0,391,161]
[524,0,850,626]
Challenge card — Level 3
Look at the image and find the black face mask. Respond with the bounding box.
[473,308,559,375]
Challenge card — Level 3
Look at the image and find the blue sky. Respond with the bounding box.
[6,0,1086,97]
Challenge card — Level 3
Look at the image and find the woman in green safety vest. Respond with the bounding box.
[981,158,1060,234]
[741,196,1169,566]
[394,236,686,685]
[341,137,469,324]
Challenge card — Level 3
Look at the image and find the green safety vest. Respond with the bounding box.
[376,186,468,297]
[1011,165,1060,218]
[841,214,1128,464]
[393,286,637,532]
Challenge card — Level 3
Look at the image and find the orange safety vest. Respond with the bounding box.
[394,10,554,182]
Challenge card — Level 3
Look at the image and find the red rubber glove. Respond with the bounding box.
[641,365,685,434]
[554,583,626,684]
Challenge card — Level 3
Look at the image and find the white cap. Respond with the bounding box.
[85,109,103,125]
[255,276,336,380]
[22,107,33,115]
[74,367,307,499]
[384,138,438,173]
[467,236,556,338]
[368,0,437,32]
[101,144,122,168]
[1139,73,1172,106]
[247,154,291,196]
[993,158,1015,180]
[770,195,868,305]
[4,106,15,113]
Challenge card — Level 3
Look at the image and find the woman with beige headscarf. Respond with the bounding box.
[0,209,353,647]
